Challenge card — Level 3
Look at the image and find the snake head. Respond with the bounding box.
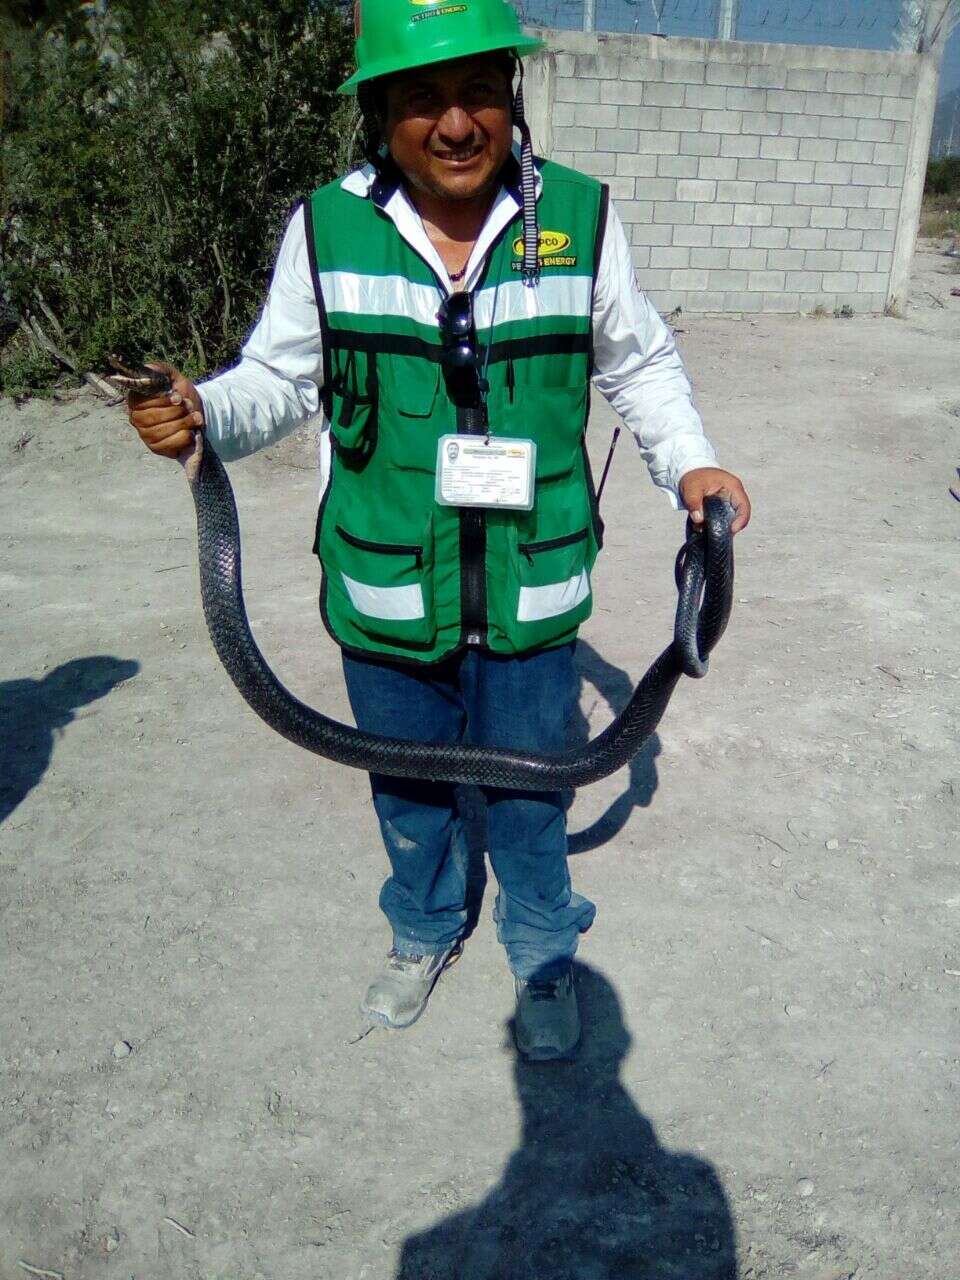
[105,354,174,399]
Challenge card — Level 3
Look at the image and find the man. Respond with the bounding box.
[127,0,751,1061]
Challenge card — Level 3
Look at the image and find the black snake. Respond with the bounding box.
[112,360,734,791]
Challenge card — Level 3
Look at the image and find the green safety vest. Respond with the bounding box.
[306,158,609,665]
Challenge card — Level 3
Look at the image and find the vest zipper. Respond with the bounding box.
[336,524,423,570]
[506,356,515,403]
[456,404,488,647]
[460,510,486,645]
[518,527,589,561]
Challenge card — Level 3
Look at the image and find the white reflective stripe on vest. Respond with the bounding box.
[474,277,592,327]
[316,272,592,331]
[517,570,591,623]
[341,573,425,621]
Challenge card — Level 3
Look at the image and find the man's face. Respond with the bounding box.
[382,55,514,205]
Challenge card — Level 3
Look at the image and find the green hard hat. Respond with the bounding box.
[338,0,544,95]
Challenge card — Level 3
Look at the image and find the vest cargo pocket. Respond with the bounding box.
[321,515,437,650]
[502,522,595,650]
[329,395,377,465]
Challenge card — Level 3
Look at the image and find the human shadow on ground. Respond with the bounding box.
[396,961,737,1280]
[0,656,139,826]
[566,639,661,856]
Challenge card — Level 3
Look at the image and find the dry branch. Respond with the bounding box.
[211,238,232,333]
[21,314,119,400]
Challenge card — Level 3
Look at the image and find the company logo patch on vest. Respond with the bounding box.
[512,230,576,270]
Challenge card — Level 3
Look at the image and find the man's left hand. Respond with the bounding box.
[679,467,751,535]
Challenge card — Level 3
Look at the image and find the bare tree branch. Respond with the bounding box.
[210,238,232,335]
[898,0,960,53]
[21,314,118,399]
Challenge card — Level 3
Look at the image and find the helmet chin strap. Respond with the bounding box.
[512,60,540,288]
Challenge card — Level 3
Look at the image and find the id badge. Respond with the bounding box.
[435,435,536,511]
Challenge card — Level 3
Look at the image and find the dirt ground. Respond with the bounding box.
[1,240,958,1280]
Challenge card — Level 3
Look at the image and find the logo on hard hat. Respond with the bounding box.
[410,0,468,17]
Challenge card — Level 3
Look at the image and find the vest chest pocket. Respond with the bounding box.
[321,514,438,650]
[487,384,589,482]
[376,358,446,474]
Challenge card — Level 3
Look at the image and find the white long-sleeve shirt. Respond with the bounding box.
[197,164,717,508]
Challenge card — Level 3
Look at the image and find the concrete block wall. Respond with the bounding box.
[524,31,930,314]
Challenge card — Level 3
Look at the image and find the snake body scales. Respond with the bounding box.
[116,360,734,791]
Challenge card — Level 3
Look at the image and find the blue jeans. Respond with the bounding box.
[341,644,596,980]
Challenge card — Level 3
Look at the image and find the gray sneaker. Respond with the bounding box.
[513,970,581,1061]
[361,942,462,1029]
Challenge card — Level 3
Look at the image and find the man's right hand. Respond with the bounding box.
[126,362,205,459]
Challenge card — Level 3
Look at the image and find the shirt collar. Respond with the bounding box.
[338,150,541,294]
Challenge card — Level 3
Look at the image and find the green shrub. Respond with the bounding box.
[0,336,59,400]
[925,155,960,196]
[1,0,353,395]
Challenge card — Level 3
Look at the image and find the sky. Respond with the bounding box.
[520,0,960,96]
